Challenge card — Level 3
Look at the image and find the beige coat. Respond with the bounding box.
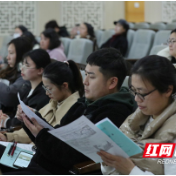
[101,99,176,175]
[6,91,80,143]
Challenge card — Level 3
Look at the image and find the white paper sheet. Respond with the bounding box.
[17,93,54,130]
[0,141,33,152]
[48,115,128,163]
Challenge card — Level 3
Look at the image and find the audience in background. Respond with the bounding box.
[76,22,96,50]
[0,49,50,131]
[99,55,176,175]
[22,31,39,50]
[40,28,67,62]
[0,37,32,114]
[13,25,28,39]
[1,48,136,174]
[101,19,129,56]
[70,24,80,39]
[45,20,70,37]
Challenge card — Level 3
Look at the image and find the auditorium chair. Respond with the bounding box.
[0,35,13,59]
[60,37,72,56]
[126,29,155,64]
[150,22,166,30]
[133,22,150,30]
[149,45,167,55]
[165,23,176,30]
[67,38,93,65]
[98,29,115,48]
[125,29,135,58]
[95,30,104,48]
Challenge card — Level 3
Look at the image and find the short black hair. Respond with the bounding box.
[171,29,176,34]
[45,20,60,29]
[42,28,61,50]
[86,48,127,90]
[131,55,176,95]
[15,25,28,33]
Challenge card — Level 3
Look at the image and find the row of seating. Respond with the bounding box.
[61,29,170,64]
[128,22,176,31]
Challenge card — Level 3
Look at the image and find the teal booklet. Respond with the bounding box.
[95,118,142,157]
[0,143,33,169]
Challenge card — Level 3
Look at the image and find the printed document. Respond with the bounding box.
[18,93,54,130]
[48,115,129,163]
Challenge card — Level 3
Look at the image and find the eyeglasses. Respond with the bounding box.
[129,86,157,101]
[21,64,36,70]
[167,39,176,45]
[42,85,52,94]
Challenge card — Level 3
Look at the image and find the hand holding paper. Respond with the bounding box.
[17,93,54,131]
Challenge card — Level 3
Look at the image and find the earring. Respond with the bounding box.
[172,92,176,100]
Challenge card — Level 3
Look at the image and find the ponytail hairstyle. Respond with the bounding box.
[23,49,51,69]
[0,37,32,82]
[43,60,84,97]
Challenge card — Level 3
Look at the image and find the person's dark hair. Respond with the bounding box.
[15,25,28,33]
[83,22,95,39]
[45,20,60,30]
[23,49,51,69]
[130,55,176,95]
[41,28,61,50]
[171,29,176,34]
[22,31,38,47]
[43,60,84,97]
[0,37,32,82]
[86,48,127,90]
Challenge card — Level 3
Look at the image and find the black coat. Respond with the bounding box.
[6,82,50,128]
[16,89,136,175]
[101,34,128,56]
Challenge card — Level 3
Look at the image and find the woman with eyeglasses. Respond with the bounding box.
[0,60,84,145]
[0,49,50,143]
[99,55,176,175]
[0,37,32,114]
[157,29,176,64]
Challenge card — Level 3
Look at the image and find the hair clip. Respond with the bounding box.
[64,61,69,66]
[172,92,176,100]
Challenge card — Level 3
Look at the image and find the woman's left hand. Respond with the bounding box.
[22,115,44,137]
[97,150,135,175]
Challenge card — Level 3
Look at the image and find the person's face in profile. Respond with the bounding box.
[6,43,16,68]
[115,23,126,35]
[131,74,173,118]
[42,77,69,102]
[40,34,50,50]
[79,23,88,38]
[21,56,43,81]
[84,64,116,101]
[169,32,176,58]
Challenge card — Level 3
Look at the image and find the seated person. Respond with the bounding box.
[0,49,51,129]
[22,31,40,50]
[76,22,96,50]
[0,60,84,143]
[2,48,136,174]
[0,37,32,114]
[157,29,176,63]
[99,55,176,175]
[13,25,28,39]
[70,24,80,39]
[101,19,129,56]
[45,20,70,37]
[40,28,67,62]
